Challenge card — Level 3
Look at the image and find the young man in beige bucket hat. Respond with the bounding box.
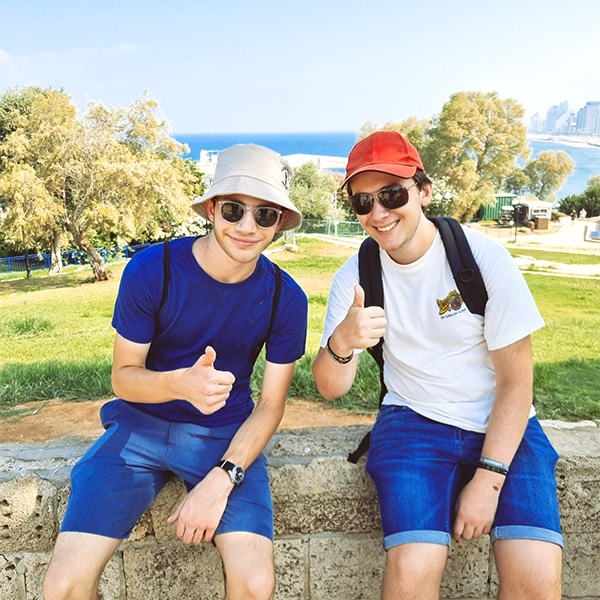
[44,144,308,600]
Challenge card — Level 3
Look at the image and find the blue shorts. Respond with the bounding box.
[61,399,273,540]
[366,405,563,550]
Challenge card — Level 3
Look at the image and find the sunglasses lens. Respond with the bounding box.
[220,201,245,223]
[255,207,280,228]
[379,186,409,210]
[350,193,374,215]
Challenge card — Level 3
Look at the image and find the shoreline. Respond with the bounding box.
[527,133,600,148]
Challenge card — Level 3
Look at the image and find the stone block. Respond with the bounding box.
[0,475,57,552]
[270,457,380,536]
[307,534,384,599]
[562,531,600,598]
[122,541,224,599]
[274,537,306,599]
[442,538,492,598]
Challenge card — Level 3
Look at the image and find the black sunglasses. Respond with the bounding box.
[349,182,418,215]
[216,199,283,229]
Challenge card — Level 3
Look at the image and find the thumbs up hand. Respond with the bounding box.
[177,346,235,414]
[333,285,387,353]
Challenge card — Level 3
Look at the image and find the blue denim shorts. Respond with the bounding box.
[366,405,563,550]
[61,399,273,540]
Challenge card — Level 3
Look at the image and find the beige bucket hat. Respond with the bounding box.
[191,144,302,231]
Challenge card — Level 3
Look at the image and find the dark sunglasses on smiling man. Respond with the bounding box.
[349,180,418,215]
[216,199,283,228]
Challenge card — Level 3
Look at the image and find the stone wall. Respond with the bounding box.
[1,421,599,599]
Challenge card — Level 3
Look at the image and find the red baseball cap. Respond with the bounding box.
[342,131,425,187]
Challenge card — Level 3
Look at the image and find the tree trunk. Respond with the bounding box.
[48,232,63,275]
[64,222,111,281]
[83,241,111,281]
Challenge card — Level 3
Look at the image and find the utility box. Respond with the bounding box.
[534,217,549,230]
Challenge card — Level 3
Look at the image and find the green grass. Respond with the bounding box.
[1,235,599,421]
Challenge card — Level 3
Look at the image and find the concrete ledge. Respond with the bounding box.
[1,421,599,599]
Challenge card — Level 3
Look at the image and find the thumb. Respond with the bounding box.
[352,284,365,308]
[197,345,217,367]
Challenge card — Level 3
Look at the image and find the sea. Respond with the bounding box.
[173,132,600,200]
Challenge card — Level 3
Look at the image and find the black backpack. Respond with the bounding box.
[347,217,488,463]
[157,239,282,364]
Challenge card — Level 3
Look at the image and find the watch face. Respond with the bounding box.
[220,460,244,485]
[231,466,244,484]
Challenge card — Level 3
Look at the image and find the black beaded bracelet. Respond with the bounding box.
[478,457,509,477]
[326,336,354,364]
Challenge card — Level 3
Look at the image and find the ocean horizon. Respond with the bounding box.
[174,132,600,199]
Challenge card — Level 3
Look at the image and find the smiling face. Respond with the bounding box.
[205,193,289,268]
[348,171,436,264]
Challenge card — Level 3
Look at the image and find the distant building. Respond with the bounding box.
[530,100,600,135]
[576,101,600,135]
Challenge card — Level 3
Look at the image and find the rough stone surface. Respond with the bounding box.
[0,421,599,599]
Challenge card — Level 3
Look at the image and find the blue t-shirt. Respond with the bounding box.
[111,237,308,427]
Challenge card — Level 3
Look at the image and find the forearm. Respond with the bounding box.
[480,380,532,467]
[312,344,358,400]
[480,336,535,468]
[220,399,285,469]
[220,361,295,469]
[112,363,184,404]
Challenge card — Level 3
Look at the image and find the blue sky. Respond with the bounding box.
[1,0,599,134]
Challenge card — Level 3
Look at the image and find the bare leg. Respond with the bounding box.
[382,543,448,600]
[494,539,562,600]
[43,532,121,600]
[215,532,275,600]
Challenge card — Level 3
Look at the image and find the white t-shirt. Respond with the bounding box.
[321,226,544,433]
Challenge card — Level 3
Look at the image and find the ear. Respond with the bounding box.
[276,210,291,232]
[419,183,433,208]
[205,199,216,222]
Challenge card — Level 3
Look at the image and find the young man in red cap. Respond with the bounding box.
[312,131,562,599]
[44,144,308,600]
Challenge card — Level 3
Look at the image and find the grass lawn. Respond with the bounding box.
[1,235,598,420]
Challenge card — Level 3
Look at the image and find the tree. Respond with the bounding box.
[521,151,574,203]
[0,90,201,281]
[420,91,529,221]
[558,177,600,217]
[289,161,338,220]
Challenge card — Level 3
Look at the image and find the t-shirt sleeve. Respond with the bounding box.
[111,252,162,344]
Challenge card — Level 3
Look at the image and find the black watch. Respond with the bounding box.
[218,460,245,486]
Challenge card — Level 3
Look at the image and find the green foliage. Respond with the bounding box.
[558,179,600,218]
[0,88,198,281]
[290,162,339,220]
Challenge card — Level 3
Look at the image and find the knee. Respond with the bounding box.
[43,566,71,600]
[225,565,275,600]
[43,564,97,600]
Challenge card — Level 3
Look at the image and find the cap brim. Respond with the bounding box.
[342,163,418,188]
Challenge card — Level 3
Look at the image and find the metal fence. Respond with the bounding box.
[0,243,154,276]
[0,220,364,276]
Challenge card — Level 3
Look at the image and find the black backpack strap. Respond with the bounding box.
[154,240,171,337]
[429,217,487,316]
[158,239,171,315]
[348,238,386,464]
[250,264,282,364]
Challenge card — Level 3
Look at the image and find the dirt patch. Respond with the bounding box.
[0,398,375,443]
